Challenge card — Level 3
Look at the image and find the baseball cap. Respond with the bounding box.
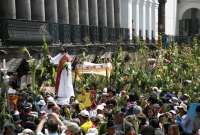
[79,110,89,118]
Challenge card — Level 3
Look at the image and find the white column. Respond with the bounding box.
[106,0,115,27]
[31,0,45,21]
[152,0,159,40]
[147,0,153,40]
[152,1,155,39]
[165,0,177,35]
[145,1,149,39]
[142,0,147,40]
[45,0,58,23]
[0,0,16,19]
[155,0,159,40]
[57,0,69,24]
[16,0,31,20]
[79,0,89,25]
[132,0,140,37]
[139,1,142,38]
[114,0,121,28]
[69,0,79,25]
[98,0,107,27]
[128,0,133,40]
[89,0,98,26]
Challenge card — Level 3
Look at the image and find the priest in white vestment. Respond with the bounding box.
[50,48,74,105]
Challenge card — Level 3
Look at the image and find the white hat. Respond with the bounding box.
[18,129,34,135]
[37,100,46,106]
[177,102,187,112]
[169,97,179,105]
[102,88,108,95]
[183,94,190,98]
[97,114,105,121]
[158,113,166,118]
[47,96,56,104]
[97,105,104,111]
[148,58,156,62]
[152,87,159,91]
[185,80,192,84]
[103,88,107,93]
[171,97,179,101]
[79,110,89,117]
[101,103,106,107]
[151,87,162,93]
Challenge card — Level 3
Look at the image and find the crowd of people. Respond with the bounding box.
[2,85,200,135]
[1,47,199,135]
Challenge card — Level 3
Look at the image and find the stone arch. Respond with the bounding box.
[178,2,200,20]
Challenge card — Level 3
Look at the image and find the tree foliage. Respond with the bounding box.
[75,39,200,101]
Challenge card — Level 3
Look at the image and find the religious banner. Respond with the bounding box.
[75,62,112,78]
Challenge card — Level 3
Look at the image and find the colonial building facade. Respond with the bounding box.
[0,0,125,46]
[0,0,164,46]
[121,0,159,41]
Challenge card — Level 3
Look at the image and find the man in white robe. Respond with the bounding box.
[50,47,74,105]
